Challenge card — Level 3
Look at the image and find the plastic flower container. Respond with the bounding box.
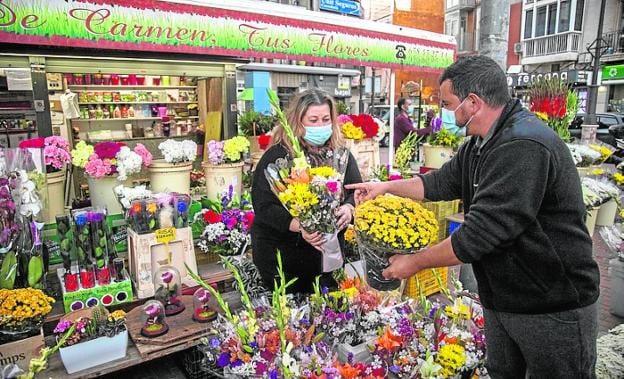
[59,329,128,374]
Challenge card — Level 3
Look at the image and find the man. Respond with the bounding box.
[393,97,432,149]
[347,56,600,378]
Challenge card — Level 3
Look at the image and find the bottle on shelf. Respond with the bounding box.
[113,105,121,119]
[121,105,129,118]
[95,105,104,120]
[128,106,136,118]
[88,105,96,120]
[102,106,110,119]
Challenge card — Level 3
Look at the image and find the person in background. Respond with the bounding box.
[394,97,432,149]
[348,56,599,378]
[251,89,363,294]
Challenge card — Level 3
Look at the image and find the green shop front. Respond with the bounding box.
[601,64,624,113]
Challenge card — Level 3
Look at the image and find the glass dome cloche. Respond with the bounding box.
[140,300,169,338]
[153,265,186,316]
[192,288,218,323]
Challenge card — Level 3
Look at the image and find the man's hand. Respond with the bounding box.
[382,253,422,279]
[345,182,389,204]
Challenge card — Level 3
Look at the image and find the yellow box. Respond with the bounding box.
[421,200,461,242]
[405,266,449,298]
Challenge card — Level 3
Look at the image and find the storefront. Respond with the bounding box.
[601,64,624,113]
[506,69,591,112]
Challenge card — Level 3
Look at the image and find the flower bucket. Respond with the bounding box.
[577,166,591,178]
[337,338,374,364]
[87,175,128,215]
[59,329,128,374]
[45,170,65,224]
[597,199,617,227]
[202,162,244,201]
[423,143,454,169]
[247,136,261,155]
[585,207,600,236]
[148,159,193,194]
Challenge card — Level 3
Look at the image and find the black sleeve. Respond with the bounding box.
[451,140,552,263]
[342,152,363,207]
[251,146,294,233]
[419,143,465,201]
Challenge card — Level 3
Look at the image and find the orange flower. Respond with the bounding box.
[131,202,142,214]
[376,327,403,352]
[289,168,310,183]
[444,335,459,345]
[337,363,361,379]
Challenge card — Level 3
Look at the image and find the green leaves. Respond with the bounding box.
[0,252,17,289]
[27,256,44,288]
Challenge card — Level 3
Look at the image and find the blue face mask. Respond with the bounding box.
[441,99,473,137]
[303,124,333,146]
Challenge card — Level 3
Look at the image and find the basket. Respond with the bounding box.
[181,347,212,379]
[405,267,449,298]
[420,200,461,242]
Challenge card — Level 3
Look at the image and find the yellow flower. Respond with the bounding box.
[436,344,467,377]
[223,136,251,162]
[613,172,624,186]
[309,166,337,178]
[344,225,356,245]
[341,122,365,140]
[277,182,319,217]
[534,112,549,122]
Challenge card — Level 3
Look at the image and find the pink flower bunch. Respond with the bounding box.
[43,136,71,170]
[84,154,113,178]
[207,140,225,165]
[94,141,123,160]
[134,143,153,167]
[337,114,353,126]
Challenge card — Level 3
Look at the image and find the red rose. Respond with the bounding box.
[202,210,222,224]
[350,114,379,138]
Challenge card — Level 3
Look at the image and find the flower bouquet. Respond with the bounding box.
[196,186,254,257]
[339,114,380,140]
[529,78,578,142]
[0,288,54,342]
[71,141,151,181]
[354,195,438,290]
[264,91,347,272]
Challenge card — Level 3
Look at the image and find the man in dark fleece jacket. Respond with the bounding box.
[347,56,600,378]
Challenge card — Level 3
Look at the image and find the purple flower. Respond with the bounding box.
[0,186,9,199]
[161,271,173,284]
[249,341,258,349]
[255,361,268,375]
[54,320,72,334]
[390,365,401,374]
[209,337,220,348]
[217,352,230,368]
[196,289,210,303]
[269,369,279,379]
[231,359,243,368]
[397,317,415,338]
[225,217,237,230]
[347,352,354,364]
[261,349,274,361]
[321,286,329,295]
[431,117,442,133]
[145,303,160,318]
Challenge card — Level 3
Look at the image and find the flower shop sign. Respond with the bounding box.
[0,0,455,72]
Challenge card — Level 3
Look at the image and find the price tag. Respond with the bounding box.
[155,227,176,244]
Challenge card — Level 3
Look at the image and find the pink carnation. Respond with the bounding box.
[94,141,122,160]
[326,181,338,193]
[84,155,113,178]
[134,143,153,167]
[337,114,353,127]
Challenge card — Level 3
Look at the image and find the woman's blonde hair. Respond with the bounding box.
[272,88,344,156]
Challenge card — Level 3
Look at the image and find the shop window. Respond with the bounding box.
[574,0,584,31]
[547,4,557,35]
[524,9,533,39]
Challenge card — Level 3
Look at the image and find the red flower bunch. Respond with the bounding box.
[19,137,45,149]
[202,209,222,224]
[349,114,379,139]
[529,95,567,119]
[94,141,124,160]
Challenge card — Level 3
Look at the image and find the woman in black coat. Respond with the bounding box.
[251,89,363,294]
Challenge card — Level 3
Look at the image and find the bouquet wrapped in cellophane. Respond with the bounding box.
[264,91,345,272]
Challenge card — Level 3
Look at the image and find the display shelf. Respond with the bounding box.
[1,128,36,134]
[174,116,199,119]
[87,135,189,143]
[77,101,198,105]
[73,117,161,122]
[68,85,197,90]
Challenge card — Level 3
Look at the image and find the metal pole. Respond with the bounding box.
[359,66,365,113]
[478,0,511,69]
[585,0,607,126]
[371,68,376,115]
[389,71,396,168]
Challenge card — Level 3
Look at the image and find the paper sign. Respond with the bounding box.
[5,69,32,91]
[155,227,177,244]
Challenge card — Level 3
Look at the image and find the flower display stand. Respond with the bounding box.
[0,329,44,373]
[127,227,198,298]
[597,199,618,227]
[201,162,244,201]
[45,170,66,224]
[59,329,128,374]
[87,175,129,215]
[56,268,133,313]
[423,143,454,169]
[345,139,380,179]
[148,160,193,195]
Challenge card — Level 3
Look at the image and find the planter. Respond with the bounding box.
[59,329,128,374]
[423,143,454,169]
[248,136,261,155]
[585,207,600,236]
[337,338,375,364]
[577,166,591,178]
[45,170,66,224]
[202,162,244,201]
[597,199,618,227]
[148,159,193,194]
[86,175,129,215]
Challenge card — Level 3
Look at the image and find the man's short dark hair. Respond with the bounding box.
[439,56,511,107]
[398,98,407,108]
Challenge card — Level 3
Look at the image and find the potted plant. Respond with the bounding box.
[201,136,249,201]
[423,126,462,169]
[71,141,152,214]
[0,288,53,344]
[339,114,380,177]
[54,307,128,374]
[238,110,275,154]
[19,136,72,224]
[148,139,197,195]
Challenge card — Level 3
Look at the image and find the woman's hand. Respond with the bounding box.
[335,204,354,230]
[301,229,325,252]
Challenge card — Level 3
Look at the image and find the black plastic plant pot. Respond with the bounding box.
[358,242,402,291]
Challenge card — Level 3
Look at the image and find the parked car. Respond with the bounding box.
[569,113,624,147]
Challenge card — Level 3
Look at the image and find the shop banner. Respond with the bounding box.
[0,0,455,72]
[602,64,624,81]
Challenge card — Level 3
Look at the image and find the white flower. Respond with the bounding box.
[114,185,151,209]
[116,147,144,181]
[158,139,197,163]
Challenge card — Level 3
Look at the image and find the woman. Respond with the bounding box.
[251,89,363,294]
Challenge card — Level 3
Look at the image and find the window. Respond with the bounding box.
[575,0,584,31]
[547,4,557,34]
[524,9,533,39]
[559,0,570,32]
[535,6,547,37]
[598,116,618,127]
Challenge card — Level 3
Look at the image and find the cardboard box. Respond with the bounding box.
[0,329,44,372]
[127,227,198,298]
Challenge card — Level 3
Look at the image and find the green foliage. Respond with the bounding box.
[336,101,350,115]
[238,110,277,136]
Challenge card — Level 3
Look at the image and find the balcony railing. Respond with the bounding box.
[602,30,624,55]
[456,32,476,52]
[445,0,476,11]
[523,31,582,58]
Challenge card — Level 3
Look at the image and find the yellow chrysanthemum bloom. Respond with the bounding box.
[436,344,467,377]
[613,172,624,186]
[341,122,365,140]
[309,166,337,178]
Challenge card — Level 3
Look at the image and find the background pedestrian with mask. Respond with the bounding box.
[347,56,600,378]
[251,88,362,294]
[394,97,433,149]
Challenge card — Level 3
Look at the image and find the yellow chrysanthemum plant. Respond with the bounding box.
[354,195,438,290]
[0,288,55,332]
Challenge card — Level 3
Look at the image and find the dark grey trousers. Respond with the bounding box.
[483,302,598,379]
